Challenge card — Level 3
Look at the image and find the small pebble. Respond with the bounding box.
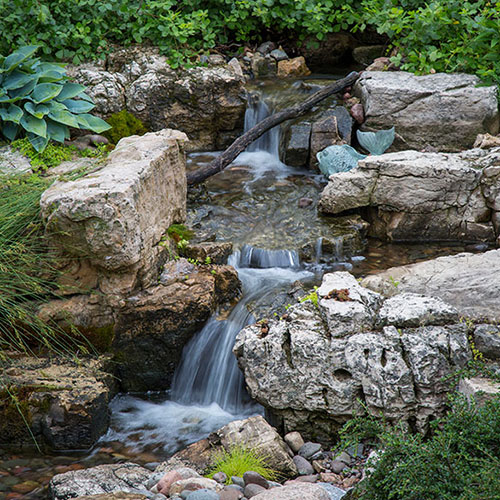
[213,471,228,484]
[331,460,347,474]
[231,476,245,488]
[298,442,322,460]
[244,483,266,498]
[243,471,269,489]
[186,489,220,500]
[293,455,314,476]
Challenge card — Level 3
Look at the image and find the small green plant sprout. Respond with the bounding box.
[299,286,319,308]
[388,276,400,289]
[187,257,201,266]
[210,269,217,276]
[204,256,212,265]
[206,445,278,484]
[0,45,110,152]
[167,224,194,251]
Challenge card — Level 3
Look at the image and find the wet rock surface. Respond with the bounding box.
[0,356,115,451]
[354,71,499,151]
[234,272,472,440]
[361,249,500,322]
[319,148,500,243]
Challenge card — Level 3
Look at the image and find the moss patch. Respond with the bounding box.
[103,110,148,145]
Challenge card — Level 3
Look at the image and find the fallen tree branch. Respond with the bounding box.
[187,71,360,185]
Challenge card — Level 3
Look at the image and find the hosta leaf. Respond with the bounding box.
[0,94,21,104]
[0,104,23,123]
[39,70,66,83]
[2,45,40,73]
[27,132,49,152]
[20,114,47,138]
[32,83,63,103]
[61,98,94,114]
[357,127,395,155]
[56,82,86,101]
[47,100,67,113]
[1,122,19,141]
[24,101,49,119]
[9,78,38,99]
[78,113,111,133]
[46,119,69,143]
[78,92,94,103]
[48,108,79,128]
[3,70,34,90]
[36,61,66,75]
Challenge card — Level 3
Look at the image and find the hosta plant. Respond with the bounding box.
[0,45,110,152]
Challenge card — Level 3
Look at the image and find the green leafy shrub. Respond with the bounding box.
[103,110,147,145]
[340,394,500,500]
[206,445,278,483]
[0,45,110,152]
[360,0,500,85]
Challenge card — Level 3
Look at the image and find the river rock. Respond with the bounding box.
[284,432,305,453]
[214,416,298,477]
[73,495,148,500]
[309,115,344,168]
[277,57,311,78]
[251,482,330,499]
[0,356,114,451]
[234,272,472,441]
[361,249,500,322]
[245,484,267,498]
[169,478,220,496]
[49,463,151,500]
[41,129,188,296]
[319,148,500,243]
[293,456,315,476]
[298,443,322,460]
[283,123,312,167]
[353,71,499,151]
[69,47,246,151]
[251,53,277,78]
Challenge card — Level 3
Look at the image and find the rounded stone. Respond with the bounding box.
[293,455,315,476]
[284,432,305,453]
[186,489,220,500]
[243,471,269,489]
[212,472,228,484]
[244,483,267,498]
[331,460,347,474]
[298,442,322,460]
[231,476,245,488]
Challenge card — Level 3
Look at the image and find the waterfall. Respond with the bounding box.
[243,92,280,158]
[171,247,308,413]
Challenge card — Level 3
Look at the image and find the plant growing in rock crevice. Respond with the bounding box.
[0,45,110,152]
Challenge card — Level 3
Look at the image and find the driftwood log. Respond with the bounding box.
[187,71,360,185]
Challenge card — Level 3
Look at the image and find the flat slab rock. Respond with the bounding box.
[234,271,471,440]
[49,463,151,500]
[252,482,331,499]
[354,71,499,151]
[0,355,114,451]
[319,147,500,243]
[361,249,500,322]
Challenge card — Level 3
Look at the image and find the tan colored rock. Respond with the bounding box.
[365,57,392,71]
[309,115,343,168]
[169,477,221,495]
[41,130,188,296]
[474,133,500,149]
[277,57,311,78]
[0,355,114,450]
[75,495,148,500]
[252,482,330,499]
[215,416,298,477]
[154,438,213,475]
[157,471,183,495]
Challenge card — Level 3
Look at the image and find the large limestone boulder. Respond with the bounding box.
[319,148,500,243]
[69,48,246,151]
[234,272,471,441]
[354,71,499,151]
[361,249,500,322]
[40,129,188,297]
[0,356,115,451]
[48,463,151,500]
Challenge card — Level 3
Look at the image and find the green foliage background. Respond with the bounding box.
[1,0,499,83]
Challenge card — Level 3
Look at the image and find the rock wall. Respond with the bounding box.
[234,272,473,441]
[354,71,499,151]
[319,148,500,243]
[68,48,247,151]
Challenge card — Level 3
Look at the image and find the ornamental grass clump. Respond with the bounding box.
[0,174,90,358]
[0,45,110,152]
[206,445,278,484]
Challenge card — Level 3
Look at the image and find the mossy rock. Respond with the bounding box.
[103,110,148,145]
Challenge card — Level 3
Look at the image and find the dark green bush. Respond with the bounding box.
[340,395,500,500]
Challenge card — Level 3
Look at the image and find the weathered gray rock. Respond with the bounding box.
[319,148,500,243]
[378,293,459,327]
[169,478,220,496]
[49,463,151,500]
[284,432,305,453]
[283,123,312,167]
[293,456,315,476]
[0,356,114,451]
[309,115,344,168]
[252,482,330,500]
[0,145,32,175]
[473,324,500,359]
[215,416,298,477]
[458,377,500,406]
[354,71,499,151]
[69,48,246,151]
[41,129,188,296]
[73,495,148,500]
[361,249,500,322]
[234,272,472,441]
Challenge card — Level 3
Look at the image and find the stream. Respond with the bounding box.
[0,77,480,499]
